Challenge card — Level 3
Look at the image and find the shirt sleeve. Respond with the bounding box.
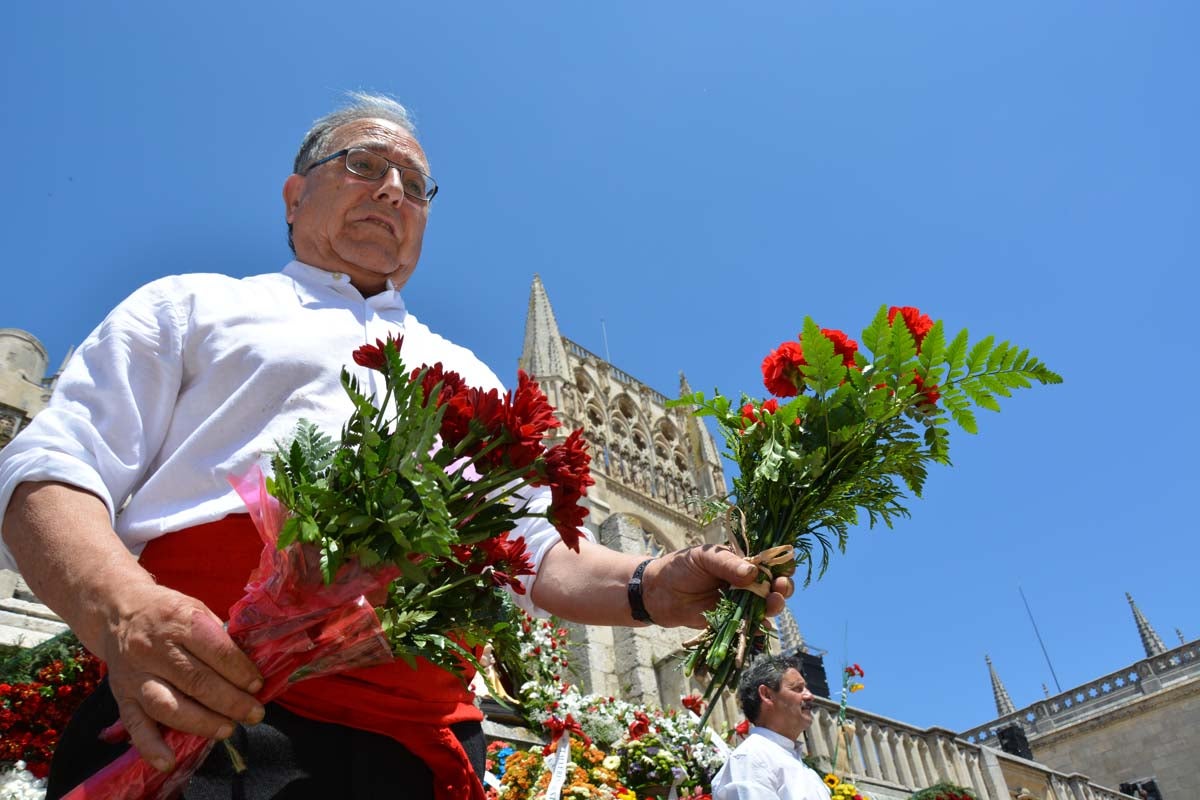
[0,279,186,569]
[713,751,785,800]
[506,483,594,616]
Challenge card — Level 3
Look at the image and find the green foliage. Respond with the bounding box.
[263,340,552,680]
[908,781,978,800]
[674,305,1061,721]
[0,630,87,684]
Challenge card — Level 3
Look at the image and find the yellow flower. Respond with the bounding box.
[617,790,637,800]
[824,774,840,788]
[849,683,865,693]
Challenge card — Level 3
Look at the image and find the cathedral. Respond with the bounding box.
[2,281,1196,799]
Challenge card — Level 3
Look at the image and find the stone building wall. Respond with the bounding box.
[0,328,55,448]
[1029,676,1200,800]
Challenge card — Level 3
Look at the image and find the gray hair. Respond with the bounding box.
[737,653,802,724]
[287,91,421,252]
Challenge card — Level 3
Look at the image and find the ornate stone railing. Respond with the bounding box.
[561,337,672,408]
[806,697,1135,800]
[961,640,1200,746]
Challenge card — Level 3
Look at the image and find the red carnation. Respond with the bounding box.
[412,362,467,407]
[352,335,403,372]
[440,386,507,454]
[888,306,934,350]
[761,341,806,397]
[911,373,940,407]
[491,370,560,471]
[740,399,779,425]
[681,694,705,715]
[546,490,588,553]
[452,532,536,594]
[821,328,860,369]
[629,710,652,740]
[734,719,751,737]
[533,429,594,552]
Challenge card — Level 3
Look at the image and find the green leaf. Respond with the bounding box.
[966,335,995,375]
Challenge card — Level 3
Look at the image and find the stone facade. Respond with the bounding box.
[0,328,59,449]
[519,275,748,726]
[963,600,1198,799]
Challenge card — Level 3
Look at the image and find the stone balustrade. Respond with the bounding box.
[562,337,672,407]
[805,696,1136,800]
[960,640,1200,746]
[0,568,68,648]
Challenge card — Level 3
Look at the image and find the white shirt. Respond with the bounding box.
[711,726,832,800]
[0,261,586,613]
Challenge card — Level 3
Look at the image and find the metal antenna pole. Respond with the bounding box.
[1019,585,1062,693]
[601,318,612,363]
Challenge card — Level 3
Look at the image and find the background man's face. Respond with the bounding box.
[284,118,430,292]
[763,667,816,740]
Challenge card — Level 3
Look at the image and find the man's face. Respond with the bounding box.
[283,118,430,293]
[760,667,816,740]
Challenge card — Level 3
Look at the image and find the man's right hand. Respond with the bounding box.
[2,481,263,773]
[101,582,264,772]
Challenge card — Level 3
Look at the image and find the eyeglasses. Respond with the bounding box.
[303,147,438,204]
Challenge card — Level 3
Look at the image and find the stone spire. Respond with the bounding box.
[986,655,1016,716]
[777,605,804,654]
[1177,628,1186,646]
[518,275,572,384]
[1126,592,1167,657]
[678,371,726,502]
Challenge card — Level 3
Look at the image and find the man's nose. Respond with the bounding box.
[372,166,408,207]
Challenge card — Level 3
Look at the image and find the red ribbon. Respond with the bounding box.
[543,714,592,755]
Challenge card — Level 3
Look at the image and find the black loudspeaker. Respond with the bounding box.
[1119,780,1161,799]
[797,651,831,699]
[996,723,1034,760]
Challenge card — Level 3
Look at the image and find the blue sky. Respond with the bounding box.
[2,2,1196,733]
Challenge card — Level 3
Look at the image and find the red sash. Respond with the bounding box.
[139,515,485,800]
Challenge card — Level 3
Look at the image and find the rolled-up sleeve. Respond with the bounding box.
[507,483,594,616]
[0,280,185,569]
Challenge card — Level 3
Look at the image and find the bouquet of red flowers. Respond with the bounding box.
[66,336,593,798]
[671,306,1060,721]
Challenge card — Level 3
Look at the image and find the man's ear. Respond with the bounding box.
[758,684,773,707]
[283,174,305,224]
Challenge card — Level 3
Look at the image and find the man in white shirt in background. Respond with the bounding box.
[712,654,832,800]
[0,92,793,799]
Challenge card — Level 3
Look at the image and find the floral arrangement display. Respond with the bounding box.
[907,782,978,800]
[496,738,626,800]
[824,773,870,800]
[498,613,725,799]
[614,732,688,797]
[829,663,866,775]
[64,337,595,799]
[0,631,103,781]
[669,306,1061,717]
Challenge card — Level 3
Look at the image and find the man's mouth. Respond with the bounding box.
[362,216,396,235]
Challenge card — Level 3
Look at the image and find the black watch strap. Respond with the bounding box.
[628,558,656,624]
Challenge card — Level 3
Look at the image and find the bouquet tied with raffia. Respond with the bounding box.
[669,306,1061,723]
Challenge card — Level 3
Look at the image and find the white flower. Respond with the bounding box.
[0,764,48,800]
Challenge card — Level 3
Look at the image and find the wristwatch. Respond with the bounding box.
[628,558,655,624]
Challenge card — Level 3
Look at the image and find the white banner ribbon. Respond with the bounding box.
[543,735,571,800]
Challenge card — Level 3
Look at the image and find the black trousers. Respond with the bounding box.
[47,679,486,799]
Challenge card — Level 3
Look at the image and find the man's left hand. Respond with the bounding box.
[641,544,794,628]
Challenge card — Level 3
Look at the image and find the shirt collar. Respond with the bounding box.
[282,260,407,312]
[749,725,804,759]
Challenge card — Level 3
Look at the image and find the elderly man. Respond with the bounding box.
[0,93,792,800]
[711,654,831,800]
